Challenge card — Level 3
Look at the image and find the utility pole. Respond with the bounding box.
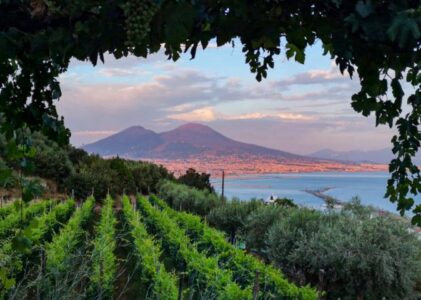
[221,170,225,202]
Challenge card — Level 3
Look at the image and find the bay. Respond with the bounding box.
[212,171,401,212]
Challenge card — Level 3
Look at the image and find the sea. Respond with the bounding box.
[211,171,406,213]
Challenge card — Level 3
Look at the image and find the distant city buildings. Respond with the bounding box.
[149,155,387,178]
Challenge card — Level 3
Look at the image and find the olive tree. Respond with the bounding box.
[267,210,421,299]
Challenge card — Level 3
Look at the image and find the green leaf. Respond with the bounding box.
[411,214,421,226]
[0,167,12,186]
[13,201,21,211]
[51,81,62,99]
[387,14,421,47]
[0,269,15,290]
[23,218,40,237]
[295,50,305,64]
[22,179,44,203]
[391,78,404,99]
[11,234,32,253]
[355,1,373,18]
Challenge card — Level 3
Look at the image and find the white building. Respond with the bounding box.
[265,194,278,205]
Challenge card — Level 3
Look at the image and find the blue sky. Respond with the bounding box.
[57,41,394,154]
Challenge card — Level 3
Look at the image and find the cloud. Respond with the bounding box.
[284,86,356,101]
[167,106,317,122]
[278,113,316,121]
[69,51,170,68]
[168,107,217,122]
[58,67,280,133]
[274,67,353,88]
[104,69,257,105]
[227,112,266,120]
[225,112,316,121]
[208,115,394,155]
[165,103,197,113]
[97,68,149,77]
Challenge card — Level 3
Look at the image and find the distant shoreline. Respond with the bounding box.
[208,167,388,179]
[144,156,388,178]
[210,171,391,191]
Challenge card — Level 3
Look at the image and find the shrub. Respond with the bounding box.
[177,168,214,193]
[274,197,297,208]
[207,199,263,244]
[267,210,421,299]
[158,180,222,216]
[244,205,287,259]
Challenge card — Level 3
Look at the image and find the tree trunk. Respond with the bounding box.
[178,273,183,300]
[252,270,260,300]
[230,230,236,245]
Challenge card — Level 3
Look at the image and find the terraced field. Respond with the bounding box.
[0,196,317,299]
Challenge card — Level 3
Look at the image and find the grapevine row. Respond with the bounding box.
[121,195,178,299]
[89,195,117,298]
[137,196,252,299]
[0,200,54,240]
[46,196,95,273]
[0,200,75,296]
[0,202,14,219]
[149,195,317,300]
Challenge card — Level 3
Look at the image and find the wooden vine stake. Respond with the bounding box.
[252,270,260,300]
[177,272,184,300]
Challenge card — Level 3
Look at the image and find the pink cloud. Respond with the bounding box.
[168,107,217,122]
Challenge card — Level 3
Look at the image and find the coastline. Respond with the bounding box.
[210,168,388,180]
[143,156,388,178]
[209,171,406,214]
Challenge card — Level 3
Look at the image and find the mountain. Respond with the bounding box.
[83,126,163,157]
[308,148,421,165]
[83,123,314,161]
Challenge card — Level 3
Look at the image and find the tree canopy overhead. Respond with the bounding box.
[0,0,420,221]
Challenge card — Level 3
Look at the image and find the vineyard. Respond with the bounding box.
[0,196,316,299]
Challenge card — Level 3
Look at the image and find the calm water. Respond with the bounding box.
[212,172,403,212]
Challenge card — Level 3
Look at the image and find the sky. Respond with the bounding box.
[57,41,395,155]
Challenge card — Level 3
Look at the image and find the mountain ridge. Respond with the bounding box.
[308,148,421,165]
[83,123,316,161]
